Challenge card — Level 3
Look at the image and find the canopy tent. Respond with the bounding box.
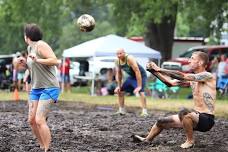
[62,34,162,95]
[63,34,161,59]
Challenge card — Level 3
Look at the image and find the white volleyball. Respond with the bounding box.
[77,14,95,32]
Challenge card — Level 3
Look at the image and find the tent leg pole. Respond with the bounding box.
[91,79,95,96]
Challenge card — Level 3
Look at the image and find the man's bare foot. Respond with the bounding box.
[44,148,50,152]
[132,135,146,142]
[40,146,44,149]
[180,141,194,149]
[40,145,44,150]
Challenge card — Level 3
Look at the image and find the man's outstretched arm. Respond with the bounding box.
[147,62,213,82]
[146,68,177,87]
[146,62,190,87]
[151,67,213,82]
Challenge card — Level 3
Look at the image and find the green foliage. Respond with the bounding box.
[0,0,116,56]
[56,1,116,57]
[0,0,64,54]
[0,0,227,56]
[110,0,179,35]
[125,13,145,37]
[111,0,227,39]
[57,20,116,57]
[176,0,228,38]
[175,13,190,37]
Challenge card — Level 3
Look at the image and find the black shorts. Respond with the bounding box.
[194,113,215,132]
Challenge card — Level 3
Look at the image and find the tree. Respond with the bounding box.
[176,0,227,40]
[57,0,116,56]
[0,0,64,54]
[110,0,228,60]
[110,0,178,61]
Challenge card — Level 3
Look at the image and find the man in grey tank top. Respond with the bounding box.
[114,48,148,117]
[17,23,60,152]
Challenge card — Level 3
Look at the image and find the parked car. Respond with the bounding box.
[163,45,228,72]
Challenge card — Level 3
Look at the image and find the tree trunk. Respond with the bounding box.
[144,15,177,61]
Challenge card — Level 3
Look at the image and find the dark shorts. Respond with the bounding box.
[61,74,70,83]
[194,113,215,132]
[121,76,147,93]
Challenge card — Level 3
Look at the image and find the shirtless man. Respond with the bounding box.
[133,51,216,148]
[17,52,27,90]
[13,52,27,91]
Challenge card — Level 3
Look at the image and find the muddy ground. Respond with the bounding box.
[0,100,227,152]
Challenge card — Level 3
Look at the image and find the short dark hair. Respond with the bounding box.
[193,51,209,67]
[24,23,42,41]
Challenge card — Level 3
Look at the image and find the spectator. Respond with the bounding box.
[12,52,21,90]
[106,68,117,95]
[17,52,27,91]
[217,54,226,79]
[60,58,71,92]
[0,64,7,89]
[224,58,228,75]
[216,54,227,90]
[209,56,219,76]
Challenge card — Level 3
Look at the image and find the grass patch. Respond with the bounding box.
[0,88,227,118]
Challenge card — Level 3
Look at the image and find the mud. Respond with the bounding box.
[0,100,227,152]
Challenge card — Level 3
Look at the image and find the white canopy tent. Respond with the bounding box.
[62,34,161,95]
[63,34,161,59]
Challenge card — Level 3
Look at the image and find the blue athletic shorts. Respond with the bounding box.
[29,87,60,103]
[121,76,147,93]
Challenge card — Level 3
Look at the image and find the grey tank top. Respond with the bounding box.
[27,41,59,89]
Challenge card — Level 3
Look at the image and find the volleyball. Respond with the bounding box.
[77,14,95,32]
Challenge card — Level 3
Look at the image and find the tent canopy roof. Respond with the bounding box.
[62,34,161,59]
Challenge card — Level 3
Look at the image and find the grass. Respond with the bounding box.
[1,87,227,118]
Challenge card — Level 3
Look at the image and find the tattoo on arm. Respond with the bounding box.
[203,93,214,113]
[147,69,173,87]
[187,72,213,82]
[147,68,192,87]
[159,69,185,80]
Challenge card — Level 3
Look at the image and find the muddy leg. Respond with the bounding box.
[28,101,44,149]
[35,100,52,151]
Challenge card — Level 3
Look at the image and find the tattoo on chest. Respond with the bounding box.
[191,82,196,90]
[203,93,214,112]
